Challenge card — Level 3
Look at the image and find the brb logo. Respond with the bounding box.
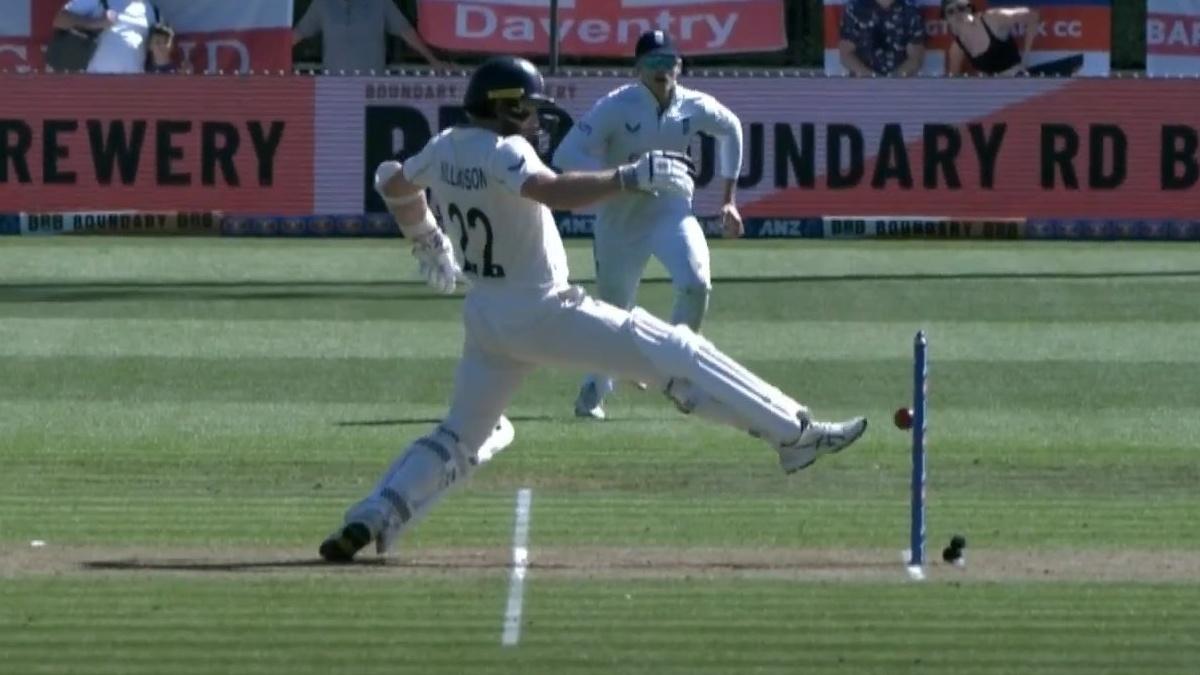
[362,102,576,213]
[362,102,729,214]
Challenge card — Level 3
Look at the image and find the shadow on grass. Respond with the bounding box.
[80,558,521,573]
[73,550,1200,581]
[81,558,387,572]
[79,557,895,574]
[0,281,444,303]
[335,414,559,428]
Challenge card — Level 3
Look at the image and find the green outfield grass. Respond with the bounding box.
[1,238,1198,674]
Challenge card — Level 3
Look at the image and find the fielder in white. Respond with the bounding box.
[319,56,868,563]
[554,30,745,420]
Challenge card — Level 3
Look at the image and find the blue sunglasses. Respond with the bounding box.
[639,53,679,71]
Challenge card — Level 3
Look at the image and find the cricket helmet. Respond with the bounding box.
[463,56,554,119]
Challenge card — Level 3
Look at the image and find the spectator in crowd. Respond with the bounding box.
[294,0,449,71]
[52,0,163,74]
[838,0,926,76]
[943,1,1041,75]
[145,22,182,73]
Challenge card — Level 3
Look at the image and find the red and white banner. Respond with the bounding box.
[416,0,785,57]
[3,73,1199,221]
[0,75,314,213]
[314,75,1198,220]
[0,0,293,73]
[824,0,1110,76]
[1148,0,1200,74]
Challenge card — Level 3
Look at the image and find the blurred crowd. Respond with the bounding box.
[47,0,1063,77]
[47,0,444,74]
[837,0,1083,77]
[49,0,182,73]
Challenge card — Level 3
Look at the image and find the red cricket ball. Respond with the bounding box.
[894,407,914,430]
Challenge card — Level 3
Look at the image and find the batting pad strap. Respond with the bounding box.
[373,431,467,524]
[379,488,414,523]
[414,437,453,465]
[423,427,472,476]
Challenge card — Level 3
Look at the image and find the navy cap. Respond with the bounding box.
[635,30,679,59]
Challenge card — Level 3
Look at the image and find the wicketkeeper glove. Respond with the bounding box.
[617,150,695,199]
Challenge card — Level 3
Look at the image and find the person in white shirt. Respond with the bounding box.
[554,30,745,420]
[53,0,159,74]
[293,0,449,72]
[318,56,868,563]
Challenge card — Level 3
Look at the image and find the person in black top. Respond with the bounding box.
[838,0,927,76]
[943,0,1040,75]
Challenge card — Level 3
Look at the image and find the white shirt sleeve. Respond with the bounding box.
[552,96,613,172]
[63,0,103,16]
[695,94,743,181]
[491,136,554,195]
[400,136,441,188]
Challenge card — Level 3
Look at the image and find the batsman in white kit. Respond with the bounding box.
[319,56,868,563]
[554,30,744,420]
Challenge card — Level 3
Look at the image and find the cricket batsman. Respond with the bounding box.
[319,56,867,563]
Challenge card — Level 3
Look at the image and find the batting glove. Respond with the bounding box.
[411,229,462,295]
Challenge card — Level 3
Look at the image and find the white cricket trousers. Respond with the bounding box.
[443,284,664,453]
[593,214,711,316]
[442,283,803,456]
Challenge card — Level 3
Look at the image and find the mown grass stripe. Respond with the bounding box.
[5,277,1200,324]
[5,318,1200,362]
[4,239,1200,283]
[4,357,1199,412]
[2,239,1198,675]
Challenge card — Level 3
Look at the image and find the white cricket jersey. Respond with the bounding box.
[403,127,570,291]
[553,82,743,230]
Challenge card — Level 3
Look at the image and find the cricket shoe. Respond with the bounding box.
[318,496,399,563]
[475,415,515,465]
[778,415,868,474]
[573,379,608,420]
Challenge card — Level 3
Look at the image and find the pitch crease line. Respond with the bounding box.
[501,487,533,647]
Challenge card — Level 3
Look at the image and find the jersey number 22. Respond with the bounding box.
[448,203,504,278]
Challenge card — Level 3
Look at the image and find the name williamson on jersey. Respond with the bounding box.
[440,162,488,190]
